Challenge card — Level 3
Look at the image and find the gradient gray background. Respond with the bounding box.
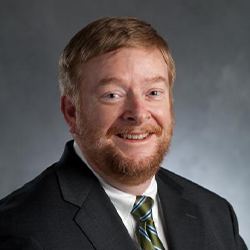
[1,0,249,246]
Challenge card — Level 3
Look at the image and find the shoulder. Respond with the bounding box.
[157,167,237,232]
[0,164,60,222]
[0,160,80,246]
[0,140,93,240]
[157,168,248,249]
[156,167,234,225]
[157,167,226,204]
[0,140,78,217]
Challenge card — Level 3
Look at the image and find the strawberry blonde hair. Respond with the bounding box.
[58,17,176,104]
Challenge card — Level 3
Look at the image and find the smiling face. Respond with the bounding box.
[64,46,174,185]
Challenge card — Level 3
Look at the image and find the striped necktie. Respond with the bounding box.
[131,196,165,250]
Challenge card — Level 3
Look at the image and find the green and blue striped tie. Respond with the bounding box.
[131,196,165,250]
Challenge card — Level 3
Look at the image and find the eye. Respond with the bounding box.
[101,92,123,103]
[150,90,159,96]
[105,93,119,99]
[146,89,166,100]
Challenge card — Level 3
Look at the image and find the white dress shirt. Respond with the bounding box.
[74,141,168,249]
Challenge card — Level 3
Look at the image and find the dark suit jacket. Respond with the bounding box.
[0,141,247,250]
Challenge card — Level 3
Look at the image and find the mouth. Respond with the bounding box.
[116,133,152,140]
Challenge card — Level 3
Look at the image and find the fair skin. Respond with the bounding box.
[61,47,173,195]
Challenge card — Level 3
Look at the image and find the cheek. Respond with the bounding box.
[151,100,172,125]
[90,105,122,131]
[154,109,171,128]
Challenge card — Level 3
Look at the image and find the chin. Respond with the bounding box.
[97,148,163,185]
[122,152,154,162]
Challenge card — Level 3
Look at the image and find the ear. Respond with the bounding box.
[60,95,77,134]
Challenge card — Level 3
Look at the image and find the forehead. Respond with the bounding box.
[80,47,169,89]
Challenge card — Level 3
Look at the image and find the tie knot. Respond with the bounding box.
[131,196,153,222]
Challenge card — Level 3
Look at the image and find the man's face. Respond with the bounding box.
[74,47,174,185]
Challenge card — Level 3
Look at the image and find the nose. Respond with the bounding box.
[121,96,151,125]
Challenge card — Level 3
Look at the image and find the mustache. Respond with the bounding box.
[107,124,162,137]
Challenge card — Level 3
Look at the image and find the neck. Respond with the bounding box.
[97,173,153,196]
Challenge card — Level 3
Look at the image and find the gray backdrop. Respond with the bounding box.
[1,0,249,246]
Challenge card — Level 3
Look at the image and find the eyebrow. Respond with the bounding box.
[98,76,169,86]
[143,76,169,85]
[98,77,122,86]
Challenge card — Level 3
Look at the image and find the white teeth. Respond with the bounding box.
[120,133,149,140]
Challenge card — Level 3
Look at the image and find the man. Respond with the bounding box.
[0,17,247,250]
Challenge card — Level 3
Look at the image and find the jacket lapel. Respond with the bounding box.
[74,180,138,250]
[156,170,206,250]
[55,141,138,250]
